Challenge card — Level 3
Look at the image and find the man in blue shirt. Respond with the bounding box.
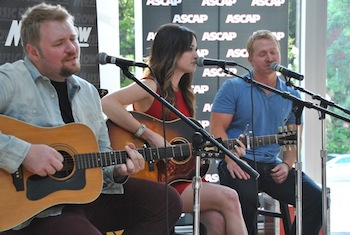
[210,30,322,234]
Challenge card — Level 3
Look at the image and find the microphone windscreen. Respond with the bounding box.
[98,52,108,64]
[196,57,205,67]
[270,62,278,71]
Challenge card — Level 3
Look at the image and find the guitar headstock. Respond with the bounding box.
[198,145,225,160]
[277,126,297,150]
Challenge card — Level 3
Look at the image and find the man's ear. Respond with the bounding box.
[247,56,252,64]
[26,44,40,62]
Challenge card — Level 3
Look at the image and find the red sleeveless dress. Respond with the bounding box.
[134,82,196,194]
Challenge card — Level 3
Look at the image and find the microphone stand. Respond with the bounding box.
[222,67,350,235]
[118,65,259,235]
[284,80,350,235]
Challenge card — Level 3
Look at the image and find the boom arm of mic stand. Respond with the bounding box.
[120,66,260,179]
[222,67,350,123]
[287,81,350,116]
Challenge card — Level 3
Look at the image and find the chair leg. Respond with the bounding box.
[280,202,292,235]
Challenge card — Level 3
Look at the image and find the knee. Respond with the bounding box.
[221,187,241,209]
[167,186,183,219]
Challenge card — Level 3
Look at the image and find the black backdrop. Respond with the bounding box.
[141,0,289,130]
[0,0,100,88]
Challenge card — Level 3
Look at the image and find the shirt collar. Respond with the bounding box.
[23,56,77,86]
[23,56,42,82]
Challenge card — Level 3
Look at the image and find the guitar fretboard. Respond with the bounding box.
[73,144,192,169]
[223,133,294,150]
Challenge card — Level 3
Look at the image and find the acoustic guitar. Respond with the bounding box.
[0,115,197,232]
[0,114,296,231]
[107,111,297,184]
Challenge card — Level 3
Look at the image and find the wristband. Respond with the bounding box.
[282,161,292,171]
[134,123,146,137]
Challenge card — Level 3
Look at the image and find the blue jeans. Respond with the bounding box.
[218,158,322,235]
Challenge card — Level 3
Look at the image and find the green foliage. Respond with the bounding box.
[326,0,350,153]
[119,0,135,87]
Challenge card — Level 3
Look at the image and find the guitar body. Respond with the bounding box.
[0,115,102,231]
[107,111,210,184]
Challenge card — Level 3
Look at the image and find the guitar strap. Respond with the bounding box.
[11,166,24,191]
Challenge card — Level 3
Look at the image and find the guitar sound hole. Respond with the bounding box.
[51,151,74,180]
[171,139,190,162]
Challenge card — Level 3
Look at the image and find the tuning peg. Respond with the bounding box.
[288,125,294,132]
[284,125,288,132]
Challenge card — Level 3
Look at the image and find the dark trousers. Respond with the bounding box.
[218,158,322,235]
[3,178,182,235]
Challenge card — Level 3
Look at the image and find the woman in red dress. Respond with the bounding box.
[102,23,248,235]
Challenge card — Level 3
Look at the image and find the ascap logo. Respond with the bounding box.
[205,173,220,183]
[202,32,237,41]
[146,0,182,6]
[272,31,285,41]
[202,67,237,77]
[201,0,237,6]
[202,103,212,112]
[192,85,209,94]
[226,48,249,58]
[4,20,92,47]
[173,14,208,24]
[251,0,285,6]
[198,120,210,129]
[146,32,156,41]
[225,14,261,23]
[197,49,209,57]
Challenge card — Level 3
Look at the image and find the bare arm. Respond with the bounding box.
[210,112,250,180]
[101,79,170,148]
[270,124,302,184]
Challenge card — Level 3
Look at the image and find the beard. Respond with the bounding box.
[59,60,81,77]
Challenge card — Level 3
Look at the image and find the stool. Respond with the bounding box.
[258,193,292,235]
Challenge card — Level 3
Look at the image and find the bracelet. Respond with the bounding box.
[134,123,146,137]
[282,161,292,171]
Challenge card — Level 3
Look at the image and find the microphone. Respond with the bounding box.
[98,52,148,68]
[270,62,304,81]
[196,57,238,67]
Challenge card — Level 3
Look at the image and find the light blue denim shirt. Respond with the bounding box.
[0,57,126,230]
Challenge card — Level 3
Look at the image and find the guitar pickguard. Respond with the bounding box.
[27,170,86,200]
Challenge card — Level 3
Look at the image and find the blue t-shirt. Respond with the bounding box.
[211,74,301,163]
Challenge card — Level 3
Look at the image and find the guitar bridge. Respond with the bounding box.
[12,167,24,191]
[148,160,155,171]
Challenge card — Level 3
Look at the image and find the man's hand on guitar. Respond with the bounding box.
[22,144,64,177]
[233,136,246,157]
[225,136,250,180]
[114,143,145,176]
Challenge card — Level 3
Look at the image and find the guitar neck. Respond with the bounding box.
[74,144,192,170]
[223,134,281,150]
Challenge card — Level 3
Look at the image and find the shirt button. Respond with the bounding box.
[51,94,55,98]
[32,109,37,114]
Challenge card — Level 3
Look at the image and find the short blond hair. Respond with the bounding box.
[246,30,280,56]
[20,3,74,50]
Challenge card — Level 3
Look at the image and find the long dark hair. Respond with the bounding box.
[144,23,196,118]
